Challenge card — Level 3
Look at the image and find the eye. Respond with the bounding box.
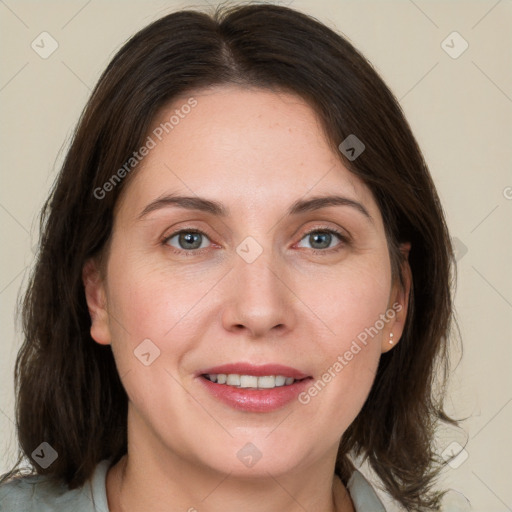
[163,227,347,256]
[296,228,346,252]
[164,229,211,252]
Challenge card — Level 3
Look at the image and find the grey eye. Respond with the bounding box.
[297,230,341,250]
[166,231,210,250]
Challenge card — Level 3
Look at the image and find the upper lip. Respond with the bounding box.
[198,363,310,380]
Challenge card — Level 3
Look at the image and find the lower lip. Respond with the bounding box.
[198,376,313,412]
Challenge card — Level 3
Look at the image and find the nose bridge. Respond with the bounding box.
[238,244,279,298]
[222,236,294,337]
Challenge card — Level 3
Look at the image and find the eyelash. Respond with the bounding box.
[162,226,349,257]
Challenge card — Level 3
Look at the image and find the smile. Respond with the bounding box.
[197,363,313,412]
[202,373,300,388]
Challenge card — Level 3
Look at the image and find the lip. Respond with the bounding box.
[197,363,310,380]
[199,376,312,412]
[196,363,312,413]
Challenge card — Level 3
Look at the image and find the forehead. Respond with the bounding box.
[116,85,380,223]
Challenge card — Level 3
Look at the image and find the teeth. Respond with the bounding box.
[205,374,298,389]
[226,374,241,386]
[240,375,258,388]
[258,375,280,389]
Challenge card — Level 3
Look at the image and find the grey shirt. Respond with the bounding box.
[0,459,386,511]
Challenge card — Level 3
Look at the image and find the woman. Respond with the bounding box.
[0,3,458,511]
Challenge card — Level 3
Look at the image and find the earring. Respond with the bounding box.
[389,333,394,344]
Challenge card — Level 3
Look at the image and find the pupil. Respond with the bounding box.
[180,232,201,249]
[311,232,330,249]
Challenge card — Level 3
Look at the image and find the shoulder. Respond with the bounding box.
[0,459,111,512]
[0,474,95,512]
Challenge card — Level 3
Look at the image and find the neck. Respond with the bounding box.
[105,408,355,512]
[107,451,355,512]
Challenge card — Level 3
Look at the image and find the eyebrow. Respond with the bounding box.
[138,195,227,219]
[288,195,373,222]
[138,193,373,223]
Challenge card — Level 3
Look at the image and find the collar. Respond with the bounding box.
[346,469,387,511]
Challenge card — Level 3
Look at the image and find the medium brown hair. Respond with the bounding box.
[2,4,458,510]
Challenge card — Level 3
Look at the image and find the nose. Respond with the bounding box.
[221,245,297,339]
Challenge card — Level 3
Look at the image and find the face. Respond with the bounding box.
[84,85,410,478]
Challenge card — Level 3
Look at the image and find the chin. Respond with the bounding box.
[187,434,316,478]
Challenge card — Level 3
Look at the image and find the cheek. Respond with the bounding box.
[301,256,392,347]
[294,258,391,428]
[104,252,173,348]
[104,247,223,361]
[102,256,206,413]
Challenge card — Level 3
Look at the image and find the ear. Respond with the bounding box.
[381,242,412,353]
[83,259,111,345]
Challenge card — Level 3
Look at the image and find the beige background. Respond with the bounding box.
[1,1,511,510]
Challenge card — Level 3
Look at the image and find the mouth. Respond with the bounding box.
[201,373,307,389]
[197,363,313,412]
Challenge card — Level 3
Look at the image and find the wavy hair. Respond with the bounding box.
[1,4,458,510]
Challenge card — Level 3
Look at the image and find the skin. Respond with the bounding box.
[83,85,411,512]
